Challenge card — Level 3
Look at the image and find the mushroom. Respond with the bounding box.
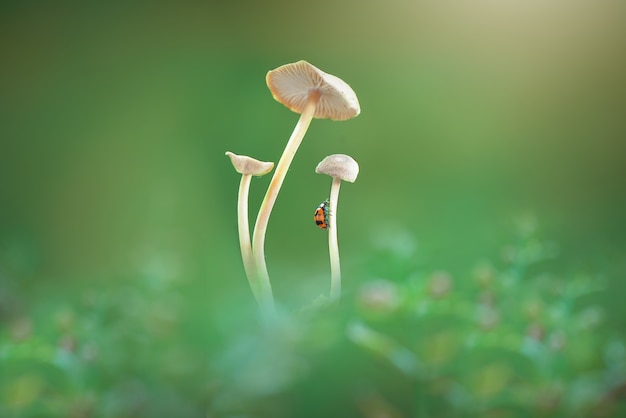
[252,60,360,300]
[315,154,359,301]
[225,151,274,311]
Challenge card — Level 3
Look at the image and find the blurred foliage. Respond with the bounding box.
[1,0,626,417]
[0,264,210,417]
[2,219,626,417]
[210,218,626,418]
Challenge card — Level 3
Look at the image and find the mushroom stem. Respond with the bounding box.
[328,176,342,301]
[316,153,359,302]
[237,174,263,306]
[252,89,322,312]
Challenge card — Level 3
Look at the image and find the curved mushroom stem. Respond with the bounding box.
[328,176,342,301]
[237,174,263,306]
[252,89,321,315]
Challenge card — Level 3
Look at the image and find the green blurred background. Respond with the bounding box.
[1,1,625,416]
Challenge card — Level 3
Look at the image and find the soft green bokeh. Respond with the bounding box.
[1,1,625,416]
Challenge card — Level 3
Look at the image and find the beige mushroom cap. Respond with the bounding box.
[226,151,274,176]
[266,60,360,121]
[315,154,359,183]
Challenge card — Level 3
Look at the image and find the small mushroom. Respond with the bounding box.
[226,151,274,311]
[315,154,359,301]
[252,61,360,299]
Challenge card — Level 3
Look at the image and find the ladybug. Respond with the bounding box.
[314,199,330,230]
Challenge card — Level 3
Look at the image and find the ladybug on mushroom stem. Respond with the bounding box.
[314,199,330,230]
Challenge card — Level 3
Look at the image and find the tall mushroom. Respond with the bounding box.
[315,154,359,301]
[225,151,274,312]
[252,60,360,309]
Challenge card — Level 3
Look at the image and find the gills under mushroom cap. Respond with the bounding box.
[316,154,359,183]
[266,60,360,121]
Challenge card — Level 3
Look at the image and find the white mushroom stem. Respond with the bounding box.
[237,174,262,306]
[315,153,359,302]
[252,89,322,313]
[328,176,342,301]
[225,151,273,312]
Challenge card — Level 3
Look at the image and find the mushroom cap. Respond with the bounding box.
[226,151,274,176]
[315,154,359,183]
[266,60,360,121]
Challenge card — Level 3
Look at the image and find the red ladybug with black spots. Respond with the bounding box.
[314,199,330,230]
